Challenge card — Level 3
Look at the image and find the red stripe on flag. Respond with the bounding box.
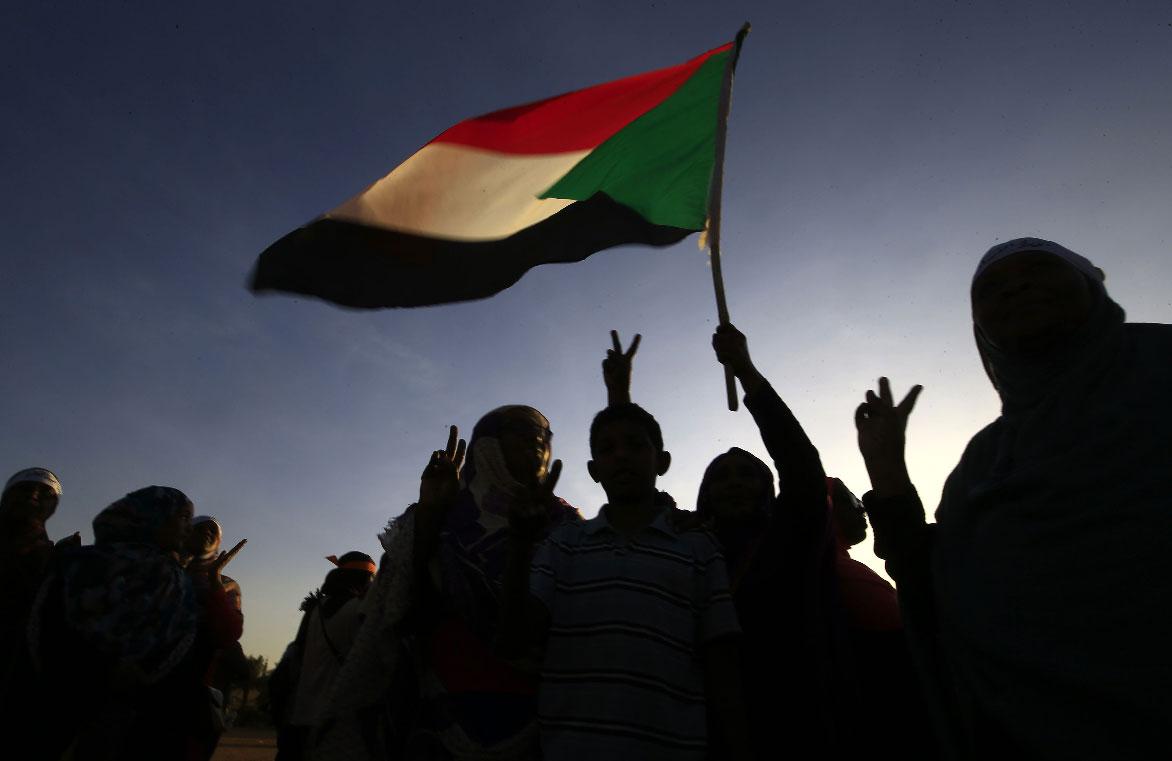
[429,43,733,155]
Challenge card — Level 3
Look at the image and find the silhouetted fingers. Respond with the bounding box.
[454,439,467,472]
[611,330,622,353]
[898,384,924,416]
[221,539,247,566]
[625,333,642,359]
[855,402,871,427]
[879,377,893,406]
[445,425,459,460]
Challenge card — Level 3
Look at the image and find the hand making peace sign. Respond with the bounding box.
[855,377,922,494]
[603,330,642,405]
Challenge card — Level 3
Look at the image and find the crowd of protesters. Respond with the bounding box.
[2,238,1168,760]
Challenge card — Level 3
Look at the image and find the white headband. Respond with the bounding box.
[4,467,62,497]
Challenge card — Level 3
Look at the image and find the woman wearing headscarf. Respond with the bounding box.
[183,515,249,759]
[0,469,76,639]
[29,486,243,760]
[185,516,243,612]
[855,238,1172,759]
[691,325,848,759]
[0,468,78,744]
[313,410,580,761]
[273,552,376,761]
[688,326,935,760]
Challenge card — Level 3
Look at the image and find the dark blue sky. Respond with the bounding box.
[4,1,1171,662]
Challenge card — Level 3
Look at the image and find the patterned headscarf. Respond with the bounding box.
[32,486,198,686]
[92,486,192,546]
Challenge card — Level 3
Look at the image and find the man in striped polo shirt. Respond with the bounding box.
[499,403,751,761]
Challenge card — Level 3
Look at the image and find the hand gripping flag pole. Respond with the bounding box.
[706,23,751,412]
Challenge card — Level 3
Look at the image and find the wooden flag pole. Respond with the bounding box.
[707,22,751,411]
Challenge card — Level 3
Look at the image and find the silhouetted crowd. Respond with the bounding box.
[2,238,1169,760]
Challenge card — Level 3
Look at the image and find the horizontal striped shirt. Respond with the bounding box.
[530,503,740,761]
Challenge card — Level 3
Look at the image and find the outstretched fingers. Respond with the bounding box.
[444,425,459,460]
[625,333,642,359]
[212,539,247,572]
[898,384,924,415]
[453,438,468,471]
[609,330,641,359]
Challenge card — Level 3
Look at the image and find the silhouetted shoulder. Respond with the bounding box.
[675,527,726,563]
[545,518,588,547]
[1123,322,1172,363]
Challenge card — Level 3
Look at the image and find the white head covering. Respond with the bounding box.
[191,515,223,560]
[192,515,221,530]
[4,467,62,497]
[974,237,1103,285]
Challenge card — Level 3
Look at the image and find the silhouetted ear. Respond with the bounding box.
[587,460,600,484]
[657,451,672,477]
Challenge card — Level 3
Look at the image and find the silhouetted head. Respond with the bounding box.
[588,404,670,504]
[323,551,376,597]
[93,486,194,554]
[970,238,1125,407]
[185,515,222,560]
[463,405,553,489]
[1,467,62,523]
[827,477,867,548]
[696,448,774,524]
[972,239,1101,356]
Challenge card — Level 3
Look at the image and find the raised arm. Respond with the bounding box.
[602,330,641,406]
[854,378,933,598]
[712,325,827,520]
[412,425,466,578]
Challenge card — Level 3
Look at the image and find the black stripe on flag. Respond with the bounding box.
[249,192,692,309]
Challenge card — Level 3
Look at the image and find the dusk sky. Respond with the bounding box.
[4,1,1171,665]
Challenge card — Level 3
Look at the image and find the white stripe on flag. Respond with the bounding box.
[330,142,589,241]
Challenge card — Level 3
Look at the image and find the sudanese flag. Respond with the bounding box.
[251,37,744,308]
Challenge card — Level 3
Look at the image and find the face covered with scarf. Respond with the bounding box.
[460,405,554,512]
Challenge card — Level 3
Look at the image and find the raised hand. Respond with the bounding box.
[509,459,562,546]
[712,324,766,395]
[209,538,247,590]
[420,425,467,507]
[603,330,641,405]
[855,377,922,495]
